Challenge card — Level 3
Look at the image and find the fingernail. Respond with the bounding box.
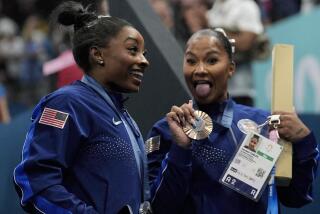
[181,116,185,126]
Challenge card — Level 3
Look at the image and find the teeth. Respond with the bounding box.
[193,80,211,87]
[130,71,144,79]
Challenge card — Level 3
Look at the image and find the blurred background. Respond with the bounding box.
[0,0,319,213]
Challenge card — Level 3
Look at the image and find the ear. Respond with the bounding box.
[228,61,235,78]
[89,46,104,66]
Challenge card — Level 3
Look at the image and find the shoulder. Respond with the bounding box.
[42,81,99,107]
[30,82,98,133]
[233,103,270,123]
[50,81,92,99]
[31,81,97,118]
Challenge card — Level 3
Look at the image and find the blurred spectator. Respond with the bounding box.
[96,0,109,15]
[55,52,84,89]
[270,0,301,22]
[257,0,302,24]
[301,0,320,12]
[0,17,24,82]
[170,0,211,46]
[0,0,109,114]
[43,49,84,89]
[0,84,10,123]
[44,0,107,89]
[45,29,84,89]
[207,0,265,106]
[19,15,54,106]
[149,0,174,31]
[0,16,24,118]
[180,0,209,34]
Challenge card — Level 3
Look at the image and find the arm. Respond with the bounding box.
[147,125,192,214]
[274,111,319,207]
[13,95,98,214]
[277,132,318,207]
[148,101,195,214]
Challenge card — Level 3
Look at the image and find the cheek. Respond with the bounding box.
[183,66,192,80]
[112,51,132,65]
[212,71,228,84]
[119,56,132,67]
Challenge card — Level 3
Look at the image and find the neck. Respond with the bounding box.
[196,99,228,115]
[88,70,114,92]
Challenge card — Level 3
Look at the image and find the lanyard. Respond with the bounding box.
[81,75,150,200]
[267,130,279,214]
[195,99,238,147]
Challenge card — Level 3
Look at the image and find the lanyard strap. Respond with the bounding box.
[192,99,234,129]
[267,130,279,214]
[267,167,278,214]
[81,75,150,200]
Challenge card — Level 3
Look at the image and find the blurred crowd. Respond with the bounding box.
[0,0,319,123]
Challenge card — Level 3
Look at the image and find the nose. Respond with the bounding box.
[194,62,207,75]
[138,54,149,70]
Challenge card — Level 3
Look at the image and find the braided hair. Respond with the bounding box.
[50,1,133,72]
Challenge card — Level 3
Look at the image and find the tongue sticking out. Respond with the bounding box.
[195,83,211,97]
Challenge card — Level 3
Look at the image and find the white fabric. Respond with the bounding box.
[207,0,263,34]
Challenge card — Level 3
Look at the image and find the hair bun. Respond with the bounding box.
[51,1,84,26]
[52,1,96,30]
[58,8,84,26]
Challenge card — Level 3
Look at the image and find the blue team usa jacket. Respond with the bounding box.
[147,99,319,214]
[14,75,149,214]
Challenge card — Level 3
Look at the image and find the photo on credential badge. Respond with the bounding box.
[244,134,260,153]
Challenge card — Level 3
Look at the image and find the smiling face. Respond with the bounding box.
[183,34,235,104]
[94,26,149,93]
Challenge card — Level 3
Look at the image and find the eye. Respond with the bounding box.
[127,46,139,55]
[143,49,147,56]
[186,58,196,65]
[207,57,217,65]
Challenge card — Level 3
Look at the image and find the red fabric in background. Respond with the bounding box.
[56,63,83,88]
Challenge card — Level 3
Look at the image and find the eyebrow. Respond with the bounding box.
[124,36,138,43]
[185,50,220,57]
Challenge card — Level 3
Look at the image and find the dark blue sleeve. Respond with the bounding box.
[277,132,319,208]
[147,120,192,214]
[13,95,98,214]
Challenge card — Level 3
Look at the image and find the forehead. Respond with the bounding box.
[110,26,144,45]
[185,35,227,57]
[186,35,224,51]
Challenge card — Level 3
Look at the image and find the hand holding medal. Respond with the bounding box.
[166,100,213,149]
[182,110,213,140]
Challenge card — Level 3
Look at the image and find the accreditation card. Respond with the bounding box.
[220,131,283,201]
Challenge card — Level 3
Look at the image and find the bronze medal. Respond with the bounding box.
[182,110,213,140]
[145,135,161,154]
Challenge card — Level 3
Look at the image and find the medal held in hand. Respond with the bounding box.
[145,136,160,154]
[183,110,213,140]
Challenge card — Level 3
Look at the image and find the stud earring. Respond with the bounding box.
[97,60,104,65]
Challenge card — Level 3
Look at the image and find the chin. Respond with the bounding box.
[193,96,212,105]
[194,94,221,105]
[131,88,140,93]
[124,87,140,93]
